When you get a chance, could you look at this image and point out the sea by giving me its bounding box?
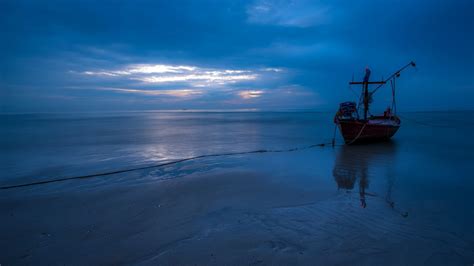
[1,111,341,186]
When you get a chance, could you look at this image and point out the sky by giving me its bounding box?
[1,0,473,112]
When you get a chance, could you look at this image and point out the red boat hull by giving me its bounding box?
[337,119,400,144]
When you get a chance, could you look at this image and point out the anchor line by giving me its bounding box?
[0,141,337,190]
[345,122,368,145]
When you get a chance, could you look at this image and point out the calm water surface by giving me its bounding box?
[1,111,335,184]
[1,111,473,193]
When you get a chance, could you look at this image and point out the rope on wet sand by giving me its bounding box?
[366,192,409,218]
[0,142,336,190]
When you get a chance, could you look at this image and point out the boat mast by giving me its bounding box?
[350,67,384,120]
[349,61,416,120]
[363,68,370,120]
[363,82,369,120]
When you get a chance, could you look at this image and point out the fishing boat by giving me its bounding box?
[335,61,416,144]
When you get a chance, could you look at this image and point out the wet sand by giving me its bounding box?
[1,145,473,265]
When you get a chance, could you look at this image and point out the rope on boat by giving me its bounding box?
[345,123,368,145]
[0,141,336,190]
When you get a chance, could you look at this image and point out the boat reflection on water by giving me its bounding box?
[332,142,397,208]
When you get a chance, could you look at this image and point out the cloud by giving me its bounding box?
[135,73,258,85]
[80,64,269,86]
[238,90,264,99]
[261,68,284,72]
[222,85,321,109]
[79,63,285,97]
[247,0,330,27]
[128,64,196,74]
[83,64,197,76]
[252,41,351,59]
[101,87,203,97]
[71,63,291,106]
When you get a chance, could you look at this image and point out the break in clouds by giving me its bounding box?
[79,64,283,99]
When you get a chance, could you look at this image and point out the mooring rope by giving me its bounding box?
[345,123,368,145]
[0,142,336,190]
[364,191,408,218]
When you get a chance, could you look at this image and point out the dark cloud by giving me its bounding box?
[1,0,473,112]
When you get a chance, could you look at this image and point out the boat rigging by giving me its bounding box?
[334,61,416,144]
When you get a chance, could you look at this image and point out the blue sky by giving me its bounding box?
[1,0,473,112]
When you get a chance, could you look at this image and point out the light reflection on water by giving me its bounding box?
[0,112,331,185]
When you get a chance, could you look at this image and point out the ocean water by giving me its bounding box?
[1,111,473,264]
[1,111,336,186]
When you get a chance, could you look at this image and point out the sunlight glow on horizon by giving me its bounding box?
[238,90,264,99]
[135,73,258,84]
[79,64,283,98]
